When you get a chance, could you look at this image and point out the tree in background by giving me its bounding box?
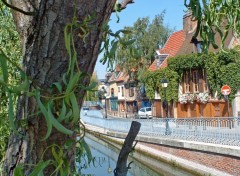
[84,72,98,102]
[115,12,173,81]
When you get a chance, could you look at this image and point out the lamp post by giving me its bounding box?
[161,78,170,135]
[101,87,107,118]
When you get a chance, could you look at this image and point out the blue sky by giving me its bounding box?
[95,0,186,79]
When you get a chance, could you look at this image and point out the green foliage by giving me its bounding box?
[0,1,22,161]
[144,49,240,102]
[167,53,207,75]
[185,0,240,51]
[14,143,78,176]
[0,1,103,174]
[84,72,99,102]
[204,49,240,100]
[167,49,240,101]
[99,22,135,71]
[115,12,173,81]
[143,68,179,102]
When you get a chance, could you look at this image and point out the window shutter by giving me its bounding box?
[199,69,204,92]
[190,70,193,93]
[182,75,185,93]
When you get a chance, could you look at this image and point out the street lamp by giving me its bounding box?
[161,78,170,135]
[101,87,107,118]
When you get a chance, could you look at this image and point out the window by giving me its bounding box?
[111,88,114,97]
[129,87,134,97]
[192,70,199,92]
[121,87,124,97]
[156,55,168,68]
[183,69,207,93]
[146,107,151,112]
[110,98,118,111]
[183,71,190,93]
[118,87,120,92]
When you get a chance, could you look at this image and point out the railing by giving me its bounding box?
[81,113,240,146]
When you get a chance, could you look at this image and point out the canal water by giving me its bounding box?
[76,133,196,176]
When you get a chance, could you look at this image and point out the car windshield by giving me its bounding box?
[146,107,151,111]
[83,107,89,110]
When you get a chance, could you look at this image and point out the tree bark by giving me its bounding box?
[5,0,116,175]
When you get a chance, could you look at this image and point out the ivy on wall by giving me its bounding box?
[142,68,179,102]
[204,49,240,100]
[143,48,240,102]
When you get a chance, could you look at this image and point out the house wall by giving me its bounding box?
[153,100,162,118]
[233,89,240,117]
[125,87,137,101]
[117,83,125,100]
[177,101,233,118]
[109,82,118,97]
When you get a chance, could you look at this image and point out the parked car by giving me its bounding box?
[138,107,152,119]
[82,107,89,115]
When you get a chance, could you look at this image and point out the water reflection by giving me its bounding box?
[76,133,195,176]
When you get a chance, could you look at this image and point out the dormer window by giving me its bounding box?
[156,54,168,68]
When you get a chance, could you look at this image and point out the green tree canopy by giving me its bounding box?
[115,12,173,81]
[84,72,98,101]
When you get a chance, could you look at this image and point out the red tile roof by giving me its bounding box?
[148,30,185,71]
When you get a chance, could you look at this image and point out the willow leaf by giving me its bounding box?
[65,110,73,121]
[81,139,92,164]
[53,82,62,93]
[70,93,79,123]
[14,165,24,176]
[48,104,73,135]
[64,24,72,57]
[57,100,67,122]
[65,72,80,94]
[29,160,51,176]
[79,81,97,91]
[36,91,52,140]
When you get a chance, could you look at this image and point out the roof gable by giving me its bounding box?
[149,30,185,71]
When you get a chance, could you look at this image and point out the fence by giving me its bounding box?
[81,112,240,146]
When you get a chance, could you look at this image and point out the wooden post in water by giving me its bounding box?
[114,121,141,176]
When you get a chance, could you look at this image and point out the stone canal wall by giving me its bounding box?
[82,122,240,176]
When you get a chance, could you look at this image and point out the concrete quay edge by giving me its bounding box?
[82,122,240,158]
[82,122,237,176]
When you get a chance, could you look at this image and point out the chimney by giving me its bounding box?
[183,12,197,33]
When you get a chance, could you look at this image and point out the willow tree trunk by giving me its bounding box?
[5,0,116,175]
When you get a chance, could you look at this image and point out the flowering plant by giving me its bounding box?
[197,92,209,104]
[178,94,188,104]
[179,93,197,104]
[187,93,196,104]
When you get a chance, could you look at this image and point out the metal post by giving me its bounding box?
[105,97,107,119]
[164,88,170,135]
[224,95,230,129]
